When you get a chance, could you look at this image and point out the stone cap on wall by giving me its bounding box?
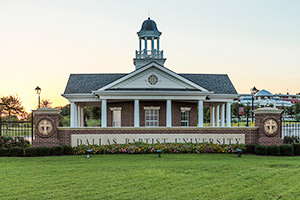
[253,107,283,114]
[32,108,61,115]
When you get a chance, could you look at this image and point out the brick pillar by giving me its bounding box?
[32,108,61,147]
[253,107,283,145]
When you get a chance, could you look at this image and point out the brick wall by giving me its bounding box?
[32,112,60,147]
[107,101,134,127]
[255,112,283,145]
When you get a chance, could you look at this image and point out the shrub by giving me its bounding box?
[268,145,280,156]
[255,145,268,155]
[292,143,300,156]
[0,136,30,148]
[37,146,51,156]
[51,146,64,156]
[283,136,300,144]
[25,147,38,157]
[245,144,257,154]
[280,144,294,156]
[63,145,73,155]
[0,147,8,156]
[9,147,24,157]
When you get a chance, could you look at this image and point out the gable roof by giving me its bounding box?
[63,73,237,95]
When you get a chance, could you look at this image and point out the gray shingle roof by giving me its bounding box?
[63,73,237,94]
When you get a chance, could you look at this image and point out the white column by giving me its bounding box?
[226,102,231,127]
[198,100,203,127]
[144,37,147,52]
[157,37,159,52]
[70,102,76,127]
[139,38,141,52]
[77,106,81,127]
[211,106,215,127]
[80,107,84,127]
[221,104,225,127]
[134,100,139,127]
[216,105,220,127]
[166,100,172,127]
[151,37,154,52]
[101,100,107,127]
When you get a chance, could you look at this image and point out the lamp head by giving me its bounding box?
[35,86,41,95]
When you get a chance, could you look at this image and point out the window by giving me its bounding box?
[110,107,121,127]
[144,106,160,127]
[181,107,191,127]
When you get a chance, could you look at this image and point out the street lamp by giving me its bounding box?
[250,86,258,124]
[35,86,41,109]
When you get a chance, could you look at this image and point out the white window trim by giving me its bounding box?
[144,106,160,110]
[180,107,191,112]
[109,107,122,111]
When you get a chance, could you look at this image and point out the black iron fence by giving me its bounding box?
[0,114,34,144]
[281,120,300,139]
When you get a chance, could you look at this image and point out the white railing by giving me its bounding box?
[135,50,163,59]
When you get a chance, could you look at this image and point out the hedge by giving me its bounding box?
[0,147,8,156]
[292,143,300,156]
[255,145,268,155]
[268,145,280,156]
[51,146,64,156]
[280,144,294,156]
[25,147,38,157]
[37,146,52,156]
[63,145,73,155]
[9,147,24,157]
[245,144,257,154]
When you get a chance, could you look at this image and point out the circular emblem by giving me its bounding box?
[148,74,158,85]
[263,118,278,136]
[37,119,53,136]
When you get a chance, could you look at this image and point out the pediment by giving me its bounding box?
[97,62,208,92]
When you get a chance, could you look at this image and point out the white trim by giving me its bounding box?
[97,62,209,92]
[144,106,161,110]
[109,107,122,111]
[180,107,191,112]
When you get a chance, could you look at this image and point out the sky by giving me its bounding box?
[1,0,300,112]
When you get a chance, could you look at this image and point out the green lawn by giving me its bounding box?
[1,154,299,200]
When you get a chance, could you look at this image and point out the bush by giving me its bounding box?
[268,145,280,156]
[255,145,268,155]
[63,145,73,155]
[283,136,300,144]
[9,147,24,157]
[245,144,257,154]
[25,147,38,157]
[292,143,300,155]
[280,144,294,156]
[37,146,51,156]
[0,136,30,148]
[0,147,8,156]
[51,146,64,156]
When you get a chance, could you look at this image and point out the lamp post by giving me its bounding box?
[250,86,258,124]
[35,86,41,109]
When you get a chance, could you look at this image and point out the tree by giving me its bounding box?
[294,102,300,115]
[0,95,26,120]
[231,102,239,117]
[40,98,53,108]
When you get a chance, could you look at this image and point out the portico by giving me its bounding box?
[63,17,237,129]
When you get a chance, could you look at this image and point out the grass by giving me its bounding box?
[0,154,299,200]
